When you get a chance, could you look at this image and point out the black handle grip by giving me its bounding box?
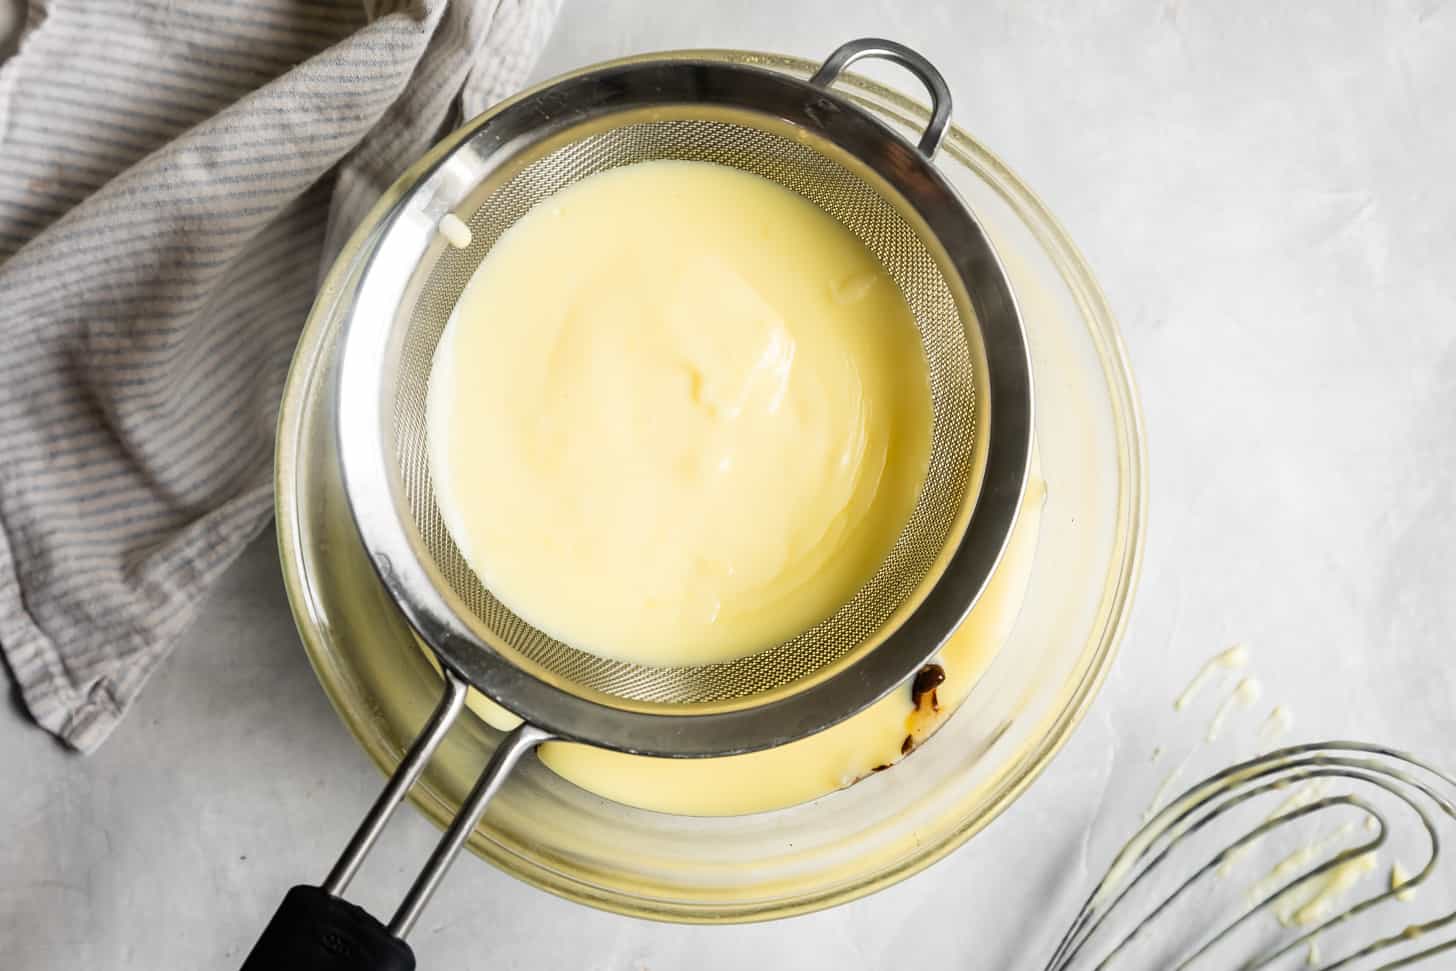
[241,885,415,971]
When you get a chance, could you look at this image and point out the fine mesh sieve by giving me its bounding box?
[244,39,1033,966]
[399,117,977,707]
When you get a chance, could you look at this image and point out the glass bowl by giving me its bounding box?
[274,50,1146,923]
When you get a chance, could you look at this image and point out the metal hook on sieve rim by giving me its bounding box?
[809,37,954,158]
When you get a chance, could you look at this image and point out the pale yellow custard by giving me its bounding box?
[455,464,1044,816]
[427,160,932,666]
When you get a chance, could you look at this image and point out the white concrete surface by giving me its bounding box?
[4,2,1455,968]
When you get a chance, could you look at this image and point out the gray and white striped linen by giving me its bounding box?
[0,0,560,751]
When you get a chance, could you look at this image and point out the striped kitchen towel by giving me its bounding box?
[0,0,560,751]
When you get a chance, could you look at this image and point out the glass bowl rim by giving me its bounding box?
[273,47,1147,923]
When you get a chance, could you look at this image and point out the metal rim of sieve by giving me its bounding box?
[336,41,1031,763]
[261,39,1036,949]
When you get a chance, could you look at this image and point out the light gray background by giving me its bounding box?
[4,2,1454,968]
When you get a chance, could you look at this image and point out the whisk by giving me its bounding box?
[1047,742,1456,970]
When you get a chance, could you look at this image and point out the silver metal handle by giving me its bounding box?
[322,671,469,898]
[809,37,953,158]
[387,720,551,936]
[318,668,554,940]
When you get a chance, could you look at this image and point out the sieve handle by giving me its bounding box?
[240,671,554,969]
[809,37,953,158]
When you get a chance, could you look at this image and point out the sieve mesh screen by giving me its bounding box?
[391,118,977,705]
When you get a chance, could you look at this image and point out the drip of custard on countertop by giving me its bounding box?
[427,160,932,666]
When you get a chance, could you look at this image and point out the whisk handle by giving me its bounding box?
[241,884,414,971]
